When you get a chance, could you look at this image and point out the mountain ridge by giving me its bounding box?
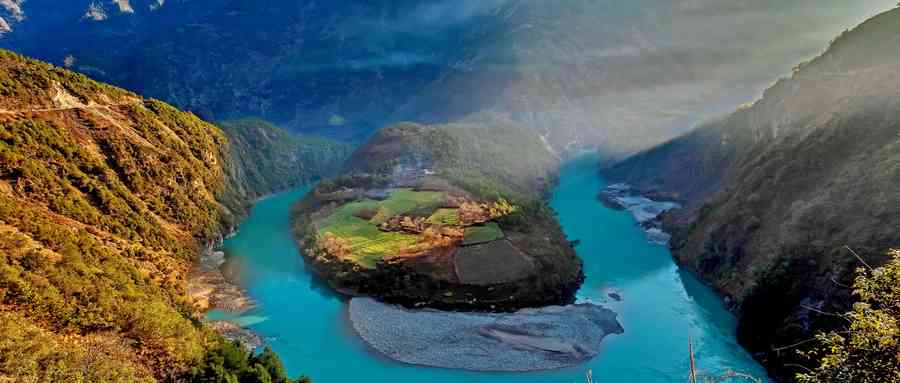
[604,7,900,379]
[0,49,342,382]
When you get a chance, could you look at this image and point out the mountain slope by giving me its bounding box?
[0,50,339,381]
[604,8,900,379]
[221,118,350,201]
[4,0,892,156]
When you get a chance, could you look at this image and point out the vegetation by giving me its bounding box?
[426,208,460,226]
[317,198,422,268]
[185,341,310,383]
[462,223,505,246]
[294,121,582,311]
[345,121,559,202]
[0,50,320,381]
[603,7,900,380]
[220,118,350,199]
[798,250,900,383]
[362,189,445,224]
[315,189,512,268]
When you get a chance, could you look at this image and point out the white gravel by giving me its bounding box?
[348,297,624,372]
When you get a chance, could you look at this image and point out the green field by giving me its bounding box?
[426,208,460,225]
[318,189,445,268]
[463,222,505,246]
[369,189,445,224]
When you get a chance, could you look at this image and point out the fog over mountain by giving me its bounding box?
[1,0,895,158]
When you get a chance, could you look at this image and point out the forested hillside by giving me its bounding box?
[0,50,338,382]
[605,8,900,380]
[221,118,350,201]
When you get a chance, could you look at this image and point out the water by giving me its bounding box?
[213,154,769,382]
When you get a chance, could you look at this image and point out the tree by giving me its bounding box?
[250,348,290,383]
[797,249,900,383]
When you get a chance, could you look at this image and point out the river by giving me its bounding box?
[209,153,769,382]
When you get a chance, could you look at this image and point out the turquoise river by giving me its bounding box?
[210,154,770,382]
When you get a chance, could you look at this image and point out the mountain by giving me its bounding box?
[292,120,583,311]
[0,50,342,381]
[220,118,350,200]
[604,7,900,379]
[0,1,225,52]
[2,0,893,156]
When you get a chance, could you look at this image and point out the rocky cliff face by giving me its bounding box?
[605,8,900,379]
[0,50,341,381]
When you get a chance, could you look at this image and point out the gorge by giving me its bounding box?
[0,2,898,382]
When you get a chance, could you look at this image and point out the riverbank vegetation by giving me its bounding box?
[798,249,900,382]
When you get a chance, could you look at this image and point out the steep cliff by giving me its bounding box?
[605,8,900,379]
[0,50,339,381]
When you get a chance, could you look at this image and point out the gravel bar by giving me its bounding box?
[348,297,624,371]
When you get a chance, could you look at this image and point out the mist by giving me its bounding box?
[390,0,898,159]
[3,0,893,160]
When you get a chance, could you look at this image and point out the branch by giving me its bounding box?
[845,245,873,271]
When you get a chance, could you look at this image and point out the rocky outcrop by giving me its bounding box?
[603,8,900,380]
[598,183,680,245]
[348,297,623,372]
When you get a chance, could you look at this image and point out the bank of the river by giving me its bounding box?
[209,154,770,382]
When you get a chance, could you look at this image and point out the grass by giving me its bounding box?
[318,189,511,268]
[319,201,419,268]
[463,222,505,246]
[318,189,445,268]
[369,189,444,224]
[426,208,460,225]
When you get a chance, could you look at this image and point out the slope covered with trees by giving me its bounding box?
[604,7,900,380]
[221,118,350,201]
[0,50,338,382]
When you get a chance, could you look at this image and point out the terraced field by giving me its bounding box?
[463,222,505,246]
[317,199,421,268]
[315,188,510,269]
[426,208,460,225]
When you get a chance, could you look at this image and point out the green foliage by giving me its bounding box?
[426,208,460,226]
[317,194,425,268]
[185,341,310,383]
[219,118,351,198]
[348,121,559,202]
[0,51,310,381]
[798,250,900,383]
[367,189,444,224]
[0,310,155,382]
[0,50,133,107]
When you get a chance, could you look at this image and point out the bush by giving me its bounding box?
[184,341,310,383]
[798,250,900,383]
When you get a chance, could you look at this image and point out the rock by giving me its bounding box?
[206,321,264,351]
[348,297,624,372]
[188,250,255,313]
[598,183,679,245]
